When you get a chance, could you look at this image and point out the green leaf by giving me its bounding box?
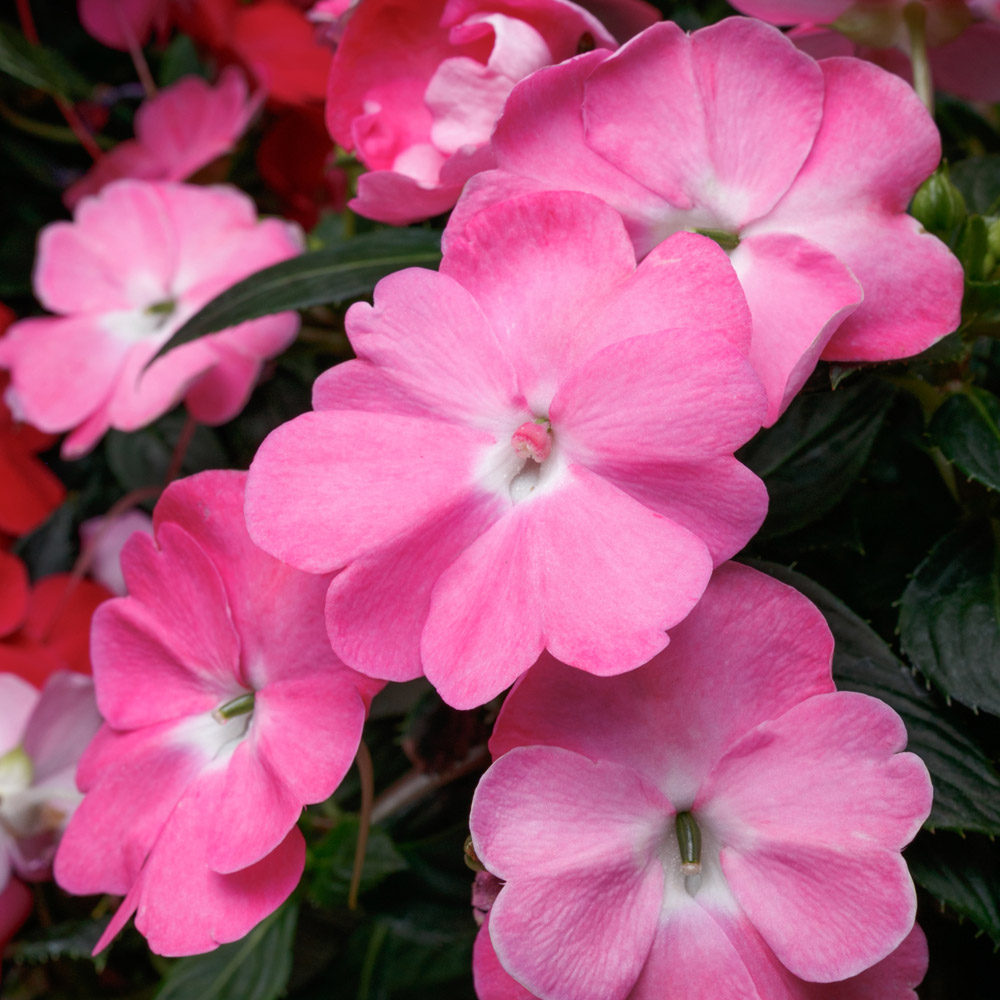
[307,813,408,908]
[0,22,88,98]
[908,832,1000,946]
[4,918,109,967]
[951,155,1000,215]
[155,903,297,1000]
[930,387,1000,491]
[752,560,1000,834]
[738,378,896,539]
[153,228,442,362]
[900,523,1000,717]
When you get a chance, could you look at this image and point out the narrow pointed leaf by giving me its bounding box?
[152,228,442,363]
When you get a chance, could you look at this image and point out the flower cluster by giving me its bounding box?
[0,0,976,996]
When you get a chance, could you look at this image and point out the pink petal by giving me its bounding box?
[576,230,754,355]
[440,191,641,399]
[326,493,503,682]
[245,410,491,573]
[180,344,262,426]
[584,19,823,228]
[726,1,851,20]
[471,745,668,1000]
[553,327,766,464]
[0,675,38,750]
[342,268,521,429]
[203,742,302,875]
[491,564,835,799]
[21,672,101,783]
[78,0,167,50]
[932,22,1000,102]
[704,693,930,980]
[350,168,469,225]
[473,920,536,1000]
[55,722,206,895]
[92,525,241,729]
[729,232,862,424]
[97,778,305,956]
[1,316,128,433]
[423,467,713,708]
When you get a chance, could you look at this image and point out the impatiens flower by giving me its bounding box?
[64,68,263,209]
[729,0,1000,101]
[324,0,618,224]
[245,190,768,710]
[0,180,303,458]
[1,671,102,887]
[450,17,964,424]
[79,510,154,596]
[78,0,170,50]
[55,471,382,956]
[0,552,110,688]
[469,563,933,1000]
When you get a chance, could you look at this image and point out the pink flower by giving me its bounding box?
[1,671,102,887]
[245,191,768,710]
[325,0,618,224]
[54,470,382,956]
[730,0,1000,101]
[469,563,933,999]
[64,68,264,210]
[80,510,154,596]
[0,180,303,458]
[450,17,964,425]
[78,0,170,50]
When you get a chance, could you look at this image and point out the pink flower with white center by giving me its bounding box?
[54,471,383,956]
[469,563,933,1000]
[730,0,1000,102]
[65,68,264,210]
[1,671,101,888]
[449,17,964,425]
[245,190,768,710]
[324,0,618,224]
[0,180,303,458]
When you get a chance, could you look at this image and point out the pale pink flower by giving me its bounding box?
[450,17,964,425]
[65,68,264,210]
[245,191,768,710]
[0,672,101,887]
[325,0,617,224]
[0,180,303,458]
[469,563,933,1000]
[80,510,154,596]
[55,471,382,956]
[730,0,1000,101]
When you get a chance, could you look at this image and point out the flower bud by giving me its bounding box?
[911,169,967,234]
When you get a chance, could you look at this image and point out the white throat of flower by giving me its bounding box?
[478,414,566,506]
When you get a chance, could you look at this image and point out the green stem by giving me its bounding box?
[348,739,374,911]
[904,2,934,113]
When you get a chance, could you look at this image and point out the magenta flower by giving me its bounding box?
[325,0,617,224]
[468,563,932,999]
[246,191,767,709]
[730,0,1000,102]
[450,17,963,424]
[78,0,169,50]
[65,68,264,209]
[1,671,101,887]
[54,471,382,956]
[0,180,302,458]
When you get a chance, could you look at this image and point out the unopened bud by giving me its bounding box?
[911,170,966,234]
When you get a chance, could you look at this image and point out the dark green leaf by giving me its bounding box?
[4,918,109,967]
[951,155,1000,215]
[909,832,1000,946]
[0,22,88,98]
[752,560,1000,834]
[738,378,896,539]
[153,228,442,362]
[307,813,408,908]
[963,278,1000,331]
[156,903,297,1000]
[900,523,1000,717]
[930,387,1000,491]
[158,34,208,86]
